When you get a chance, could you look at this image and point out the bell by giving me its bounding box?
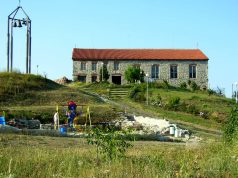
[22,18,27,25]
[22,20,27,25]
[18,20,22,28]
[13,21,17,27]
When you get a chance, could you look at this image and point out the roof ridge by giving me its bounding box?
[74,48,201,50]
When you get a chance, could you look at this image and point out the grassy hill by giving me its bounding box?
[0,73,236,131]
[0,72,60,91]
[76,82,236,131]
[0,73,120,124]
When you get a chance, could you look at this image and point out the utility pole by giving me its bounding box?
[146,73,149,105]
[101,62,104,82]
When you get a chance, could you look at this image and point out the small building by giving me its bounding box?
[72,48,208,88]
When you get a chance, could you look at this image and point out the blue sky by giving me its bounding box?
[0,0,238,97]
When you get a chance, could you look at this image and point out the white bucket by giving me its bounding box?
[175,128,181,138]
[169,126,175,135]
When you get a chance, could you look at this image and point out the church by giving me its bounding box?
[72,48,208,89]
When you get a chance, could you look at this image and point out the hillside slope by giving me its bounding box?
[0,72,60,99]
[0,73,119,124]
[76,82,236,131]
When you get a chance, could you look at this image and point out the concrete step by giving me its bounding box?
[109,88,129,99]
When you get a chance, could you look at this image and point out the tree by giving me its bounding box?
[100,65,110,82]
[125,66,145,83]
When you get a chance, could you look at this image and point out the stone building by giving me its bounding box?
[72,48,209,88]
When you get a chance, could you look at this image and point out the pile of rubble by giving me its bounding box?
[55,76,71,85]
[117,114,190,141]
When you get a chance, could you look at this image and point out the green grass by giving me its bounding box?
[0,73,123,124]
[0,72,60,96]
[0,134,238,177]
[0,73,235,132]
[148,88,235,124]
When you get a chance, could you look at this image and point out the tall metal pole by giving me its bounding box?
[26,18,29,73]
[7,18,10,72]
[101,62,104,82]
[146,73,149,105]
[29,21,32,74]
[236,83,238,104]
[232,84,234,99]
[10,21,13,72]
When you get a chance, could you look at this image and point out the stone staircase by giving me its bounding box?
[109,88,129,99]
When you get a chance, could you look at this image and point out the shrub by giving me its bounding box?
[186,104,199,115]
[207,89,217,96]
[87,128,133,161]
[166,97,180,110]
[150,93,163,106]
[188,80,191,86]
[224,107,238,143]
[162,80,170,89]
[190,81,199,91]
[134,92,146,102]
[179,82,187,89]
[129,85,146,99]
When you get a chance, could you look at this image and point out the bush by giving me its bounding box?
[129,85,146,99]
[207,89,217,96]
[134,92,146,102]
[180,82,187,89]
[186,104,199,115]
[166,97,180,110]
[224,107,238,143]
[87,128,133,161]
[190,81,200,91]
[150,93,163,106]
[162,80,170,89]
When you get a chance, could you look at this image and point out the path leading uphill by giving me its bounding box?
[79,89,222,137]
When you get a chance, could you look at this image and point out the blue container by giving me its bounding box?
[60,127,67,133]
[0,116,6,125]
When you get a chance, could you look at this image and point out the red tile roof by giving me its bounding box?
[72,48,209,61]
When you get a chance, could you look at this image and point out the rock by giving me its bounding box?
[55,76,72,85]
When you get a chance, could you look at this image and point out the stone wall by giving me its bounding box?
[73,60,208,88]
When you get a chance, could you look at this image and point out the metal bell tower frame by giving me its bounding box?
[7,3,32,73]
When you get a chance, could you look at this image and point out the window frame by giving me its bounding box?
[189,64,197,79]
[151,64,159,79]
[114,61,119,71]
[170,65,178,79]
[92,62,97,71]
[80,62,86,71]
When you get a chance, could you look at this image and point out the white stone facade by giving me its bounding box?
[73,60,208,89]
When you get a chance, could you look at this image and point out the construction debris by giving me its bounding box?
[118,114,190,141]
